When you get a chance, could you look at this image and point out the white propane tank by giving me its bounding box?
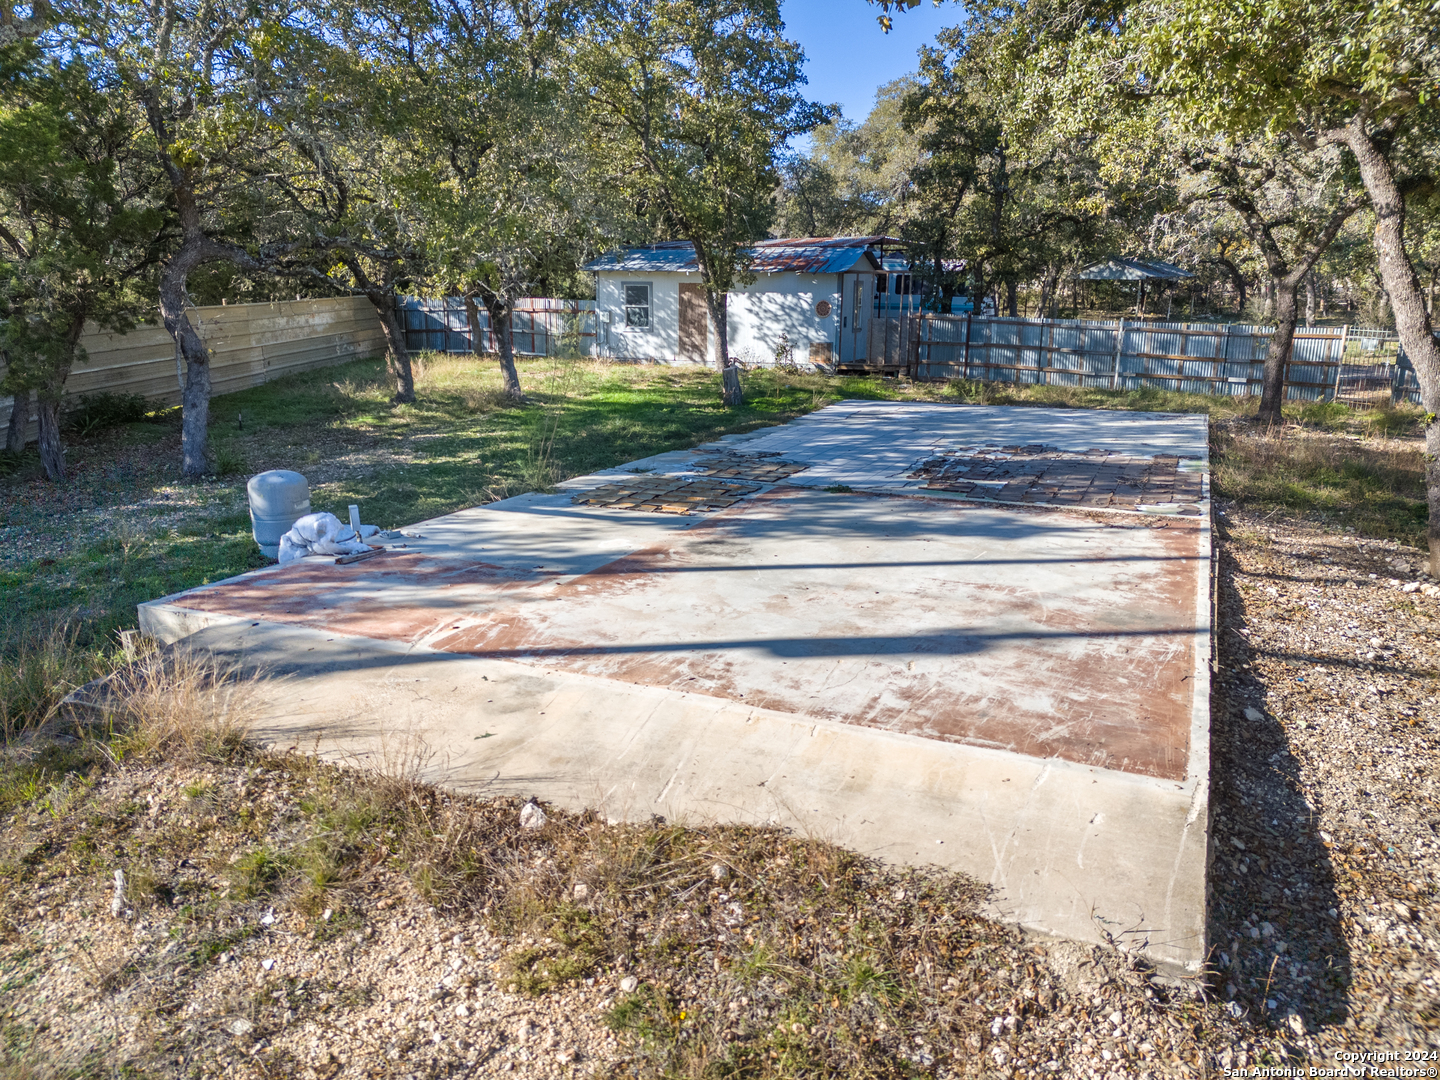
[247,470,311,560]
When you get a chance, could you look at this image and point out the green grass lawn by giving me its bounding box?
[0,353,1427,735]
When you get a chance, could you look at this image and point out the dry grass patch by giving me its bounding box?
[1212,421,1427,544]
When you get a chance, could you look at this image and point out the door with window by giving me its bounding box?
[838,273,874,364]
[678,283,708,363]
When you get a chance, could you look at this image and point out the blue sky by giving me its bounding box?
[780,0,964,125]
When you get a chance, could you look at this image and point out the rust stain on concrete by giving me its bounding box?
[165,496,1203,780]
[176,551,557,643]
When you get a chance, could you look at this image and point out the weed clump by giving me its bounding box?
[98,650,258,763]
[64,391,151,435]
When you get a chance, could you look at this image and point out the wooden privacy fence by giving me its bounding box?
[400,297,596,357]
[908,314,1426,406]
[0,296,387,440]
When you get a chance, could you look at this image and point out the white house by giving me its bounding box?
[584,236,916,368]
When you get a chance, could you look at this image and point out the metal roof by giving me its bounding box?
[1076,257,1193,281]
[880,255,966,273]
[584,236,906,276]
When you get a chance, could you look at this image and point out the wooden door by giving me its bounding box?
[678,283,708,363]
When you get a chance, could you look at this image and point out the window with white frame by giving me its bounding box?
[622,283,651,328]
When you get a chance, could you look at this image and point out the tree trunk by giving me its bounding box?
[34,317,82,481]
[480,292,524,400]
[704,288,742,406]
[369,290,415,403]
[35,394,65,481]
[1217,259,1247,315]
[158,242,216,478]
[464,294,483,358]
[5,387,30,454]
[1305,273,1316,327]
[1005,280,1018,318]
[1257,276,1300,425]
[1337,116,1440,575]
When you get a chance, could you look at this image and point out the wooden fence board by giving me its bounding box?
[1,296,385,442]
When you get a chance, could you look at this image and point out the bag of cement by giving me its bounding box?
[277,512,372,565]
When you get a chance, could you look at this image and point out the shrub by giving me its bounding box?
[64,392,151,435]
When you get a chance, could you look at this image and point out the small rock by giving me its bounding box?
[1260,921,1275,938]
[1287,1011,1307,1036]
[1225,1001,1244,1019]
[110,870,126,918]
[515,1020,534,1042]
[261,958,275,971]
[455,1003,469,1018]
[1108,1011,1122,1026]
[1265,998,1278,1011]
[711,863,730,882]
[1396,902,1416,922]
[619,975,639,993]
[1402,582,1421,593]
[573,883,589,901]
[1231,838,1246,850]
[556,1050,575,1065]
[260,909,275,926]
[989,1017,1004,1037]
[228,1018,254,1036]
[1244,707,1264,722]
[1248,926,1261,940]
[519,801,547,830]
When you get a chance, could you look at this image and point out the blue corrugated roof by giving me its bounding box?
[584,236,904,275]
[1077,257,1193,281]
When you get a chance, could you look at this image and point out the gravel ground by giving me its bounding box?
[0,761,1277,1080]
[1207,502,1440,1059]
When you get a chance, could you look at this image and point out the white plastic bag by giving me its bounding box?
[277,512,372,565]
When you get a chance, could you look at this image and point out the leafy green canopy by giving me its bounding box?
[581,0,829,298]
[0,39,164,402]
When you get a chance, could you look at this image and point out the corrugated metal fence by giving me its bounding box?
[1,296,387,440]
[910,315,1426,406]
[400,297,596,357]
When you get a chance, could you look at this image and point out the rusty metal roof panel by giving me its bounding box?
[583,236,906,275]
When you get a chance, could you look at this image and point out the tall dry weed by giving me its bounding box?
[0,619,110,741]
[103,649,259,763]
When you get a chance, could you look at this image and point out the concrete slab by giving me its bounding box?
[140,402,1212,971]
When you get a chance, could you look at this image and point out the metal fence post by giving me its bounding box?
[1110,318,1125,389]
[962,313,973,380]
[1331,325,1349,402]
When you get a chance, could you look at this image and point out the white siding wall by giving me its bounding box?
[594,270,843,364]
[729,272,841,365]
[595,272,686,361]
